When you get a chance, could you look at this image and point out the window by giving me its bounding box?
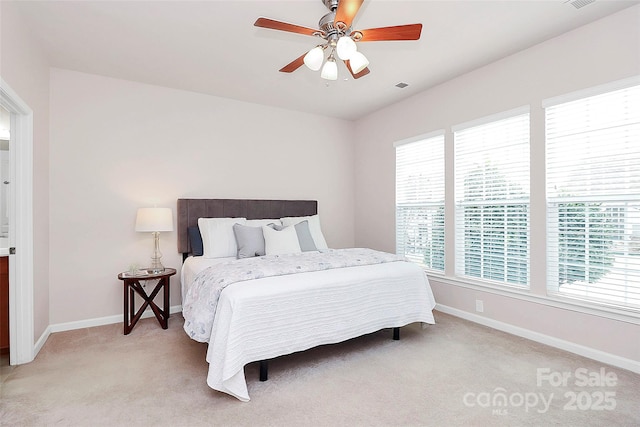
[546,82,640,311]
[454,109,530,287]
[395,133,445,271]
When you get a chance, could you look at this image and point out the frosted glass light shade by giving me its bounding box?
[303,46,324,71]
[336,36,357,60]
[135,208,173,232]
[320,58,338,80]
[349,51,369,74]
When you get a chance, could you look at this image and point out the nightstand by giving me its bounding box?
[117,268,176,335]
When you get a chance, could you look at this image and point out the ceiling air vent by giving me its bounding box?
[566,0,595,9]
[395,82,409,89]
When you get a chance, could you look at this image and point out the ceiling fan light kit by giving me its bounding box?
[336,35,357,60]
[349,51,369,74]
[254,0,422,81]
[304,46,325,71]
[320,54,339,80]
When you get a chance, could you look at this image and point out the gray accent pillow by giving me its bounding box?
[233,223,266,259]
[268,220,317,252]
[294,220,317,252]
[188,226,203,256]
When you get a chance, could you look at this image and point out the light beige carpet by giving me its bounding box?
[1,311,638,426]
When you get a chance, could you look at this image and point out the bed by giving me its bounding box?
[177,198,436,401]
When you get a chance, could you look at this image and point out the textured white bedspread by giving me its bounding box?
[183,249,408,343]
[189,256,436,401]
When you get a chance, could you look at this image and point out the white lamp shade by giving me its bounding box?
[336,36,357,60]
[349,51,369,74]
[320,58,338,80]
[135,207,173,232]
[303,46,324,71]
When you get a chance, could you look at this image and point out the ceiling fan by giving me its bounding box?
[254,0,422,81]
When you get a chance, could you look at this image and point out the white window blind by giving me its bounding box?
[546,83,640,311]
[395,133,445,271]
[454,110,530,287]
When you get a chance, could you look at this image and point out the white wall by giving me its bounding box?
[0,1,51,343]
[49,69,355,324]
[354,6,640,363]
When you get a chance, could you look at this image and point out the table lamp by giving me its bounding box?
[135,207,173,273]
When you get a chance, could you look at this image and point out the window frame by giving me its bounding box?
[452,107,531,289]
[394,130,446,272]
[544,78,640,312]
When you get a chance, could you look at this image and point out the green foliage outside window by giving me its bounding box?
[556,201,616,285]
[423,206,445,270]
[461,162,615,286]
[462,163,528,285]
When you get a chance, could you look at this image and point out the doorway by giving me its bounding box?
[0,104,9,372]
[0,78,35,367]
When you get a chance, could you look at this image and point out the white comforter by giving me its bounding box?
[181,250,436,401]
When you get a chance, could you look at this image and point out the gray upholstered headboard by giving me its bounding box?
[177,199,318,255]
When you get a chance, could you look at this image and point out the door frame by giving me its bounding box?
[0,78,35,365]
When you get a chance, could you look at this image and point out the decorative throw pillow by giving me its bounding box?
[198,217,247,258]
[292,220,317,251]
[262,225,302,255]
[187,226,203,256]
[233,223,267,259]
[280,214,328,249]
[267,221,317,252]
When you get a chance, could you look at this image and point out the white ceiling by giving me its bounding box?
[12,0,640,121]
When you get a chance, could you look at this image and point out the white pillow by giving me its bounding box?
[262,225,302,255]
[280,214,328,249]
[246,218,282,227]
[198,217,246,258]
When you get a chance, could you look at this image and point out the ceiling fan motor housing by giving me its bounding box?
[322,0,340,12]
[319,12,340,40]
[321,0,349,43]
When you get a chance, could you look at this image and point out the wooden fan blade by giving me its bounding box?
[254,17,322,37]
[334,0,364,29]
[357,23,422,42]
[345,60,370,79]
[279,53,307,73]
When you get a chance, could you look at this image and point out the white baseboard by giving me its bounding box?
[435,304,640,374]
[26,305,183,363]
[47,305,182,334]
[34,325,51,358]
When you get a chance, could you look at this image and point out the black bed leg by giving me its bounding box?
[393,327,400,340]
[259,360,268,382]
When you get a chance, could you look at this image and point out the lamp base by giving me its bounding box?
[148,257,165,274]
[148,231,165,274]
